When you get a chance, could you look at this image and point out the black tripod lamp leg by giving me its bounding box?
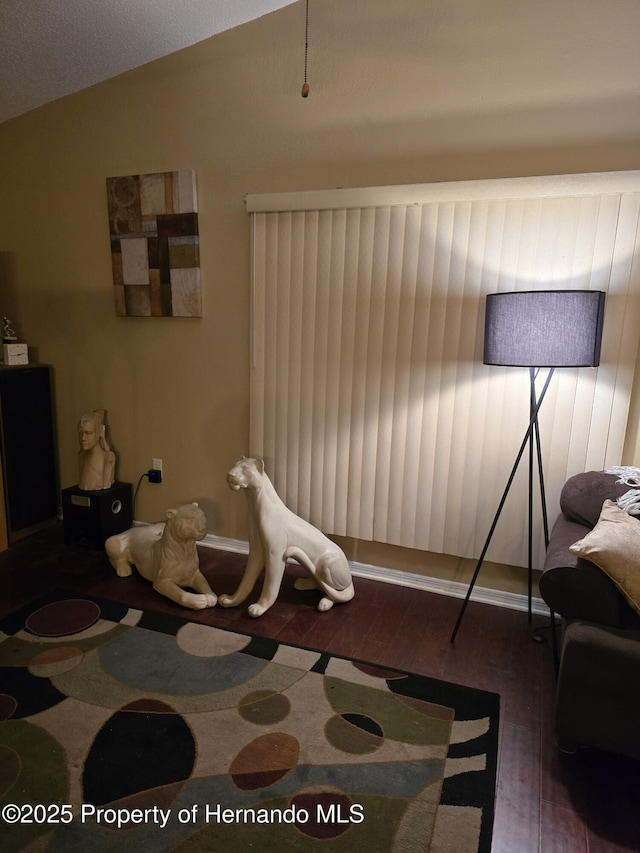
[450,368,555,643]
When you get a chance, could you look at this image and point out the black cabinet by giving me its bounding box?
[0,364,58,546]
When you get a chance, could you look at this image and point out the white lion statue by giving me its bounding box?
[105,503,217,610]
[221,457,355,617]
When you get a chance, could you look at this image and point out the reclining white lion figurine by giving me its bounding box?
[105,503,217,610]
[221,457,355,617]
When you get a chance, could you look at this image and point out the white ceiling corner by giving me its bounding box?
[0,0,298,124]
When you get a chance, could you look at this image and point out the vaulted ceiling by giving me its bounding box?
[0,0,298,124]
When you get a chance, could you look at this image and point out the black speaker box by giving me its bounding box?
[62,482,133,548]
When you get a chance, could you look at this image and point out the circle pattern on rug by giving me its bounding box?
[325,713,384,754]
[291,790,355,839]
[238,690,291,725]
[0,743,20,797]
[29,647,83,677]
[176,622,251,657]
[25,600,101,638]
[0,694,17,721]
[83,700,195,806]
[99,628,266,694]
[230,732,299,790]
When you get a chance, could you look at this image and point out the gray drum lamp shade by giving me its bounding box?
[483,290,606,368]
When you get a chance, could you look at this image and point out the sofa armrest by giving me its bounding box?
[540,514,639,628]
[555,619,640,758]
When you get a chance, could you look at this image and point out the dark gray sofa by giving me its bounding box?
[539,470,640,759]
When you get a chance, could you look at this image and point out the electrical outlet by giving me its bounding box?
[148,458,163,484]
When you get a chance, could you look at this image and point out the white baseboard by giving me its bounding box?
[199,532,549,617]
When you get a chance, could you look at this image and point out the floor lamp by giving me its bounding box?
[450,289,606,644]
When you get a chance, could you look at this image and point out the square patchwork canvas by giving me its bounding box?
[106,171,201,317]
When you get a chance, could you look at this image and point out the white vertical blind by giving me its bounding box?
[247,172,640,568]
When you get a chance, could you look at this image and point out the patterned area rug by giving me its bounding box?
[0,591,499,852]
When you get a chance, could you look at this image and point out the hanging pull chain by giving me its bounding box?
[301,0,310,97]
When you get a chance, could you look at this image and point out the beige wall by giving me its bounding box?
[0,0,639,593]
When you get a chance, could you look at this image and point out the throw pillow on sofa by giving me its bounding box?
[570,500,640,614]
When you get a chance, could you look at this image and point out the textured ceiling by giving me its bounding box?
[0,0,298,124]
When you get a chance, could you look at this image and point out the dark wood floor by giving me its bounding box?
[1,525,639,852]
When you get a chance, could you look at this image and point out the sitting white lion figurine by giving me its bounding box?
[105,503,217,610]
[221,457,355,617]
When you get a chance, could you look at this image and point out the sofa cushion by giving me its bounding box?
[569,500,640,614]
[560,470,630,528]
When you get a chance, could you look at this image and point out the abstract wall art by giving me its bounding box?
[106,171,201,317]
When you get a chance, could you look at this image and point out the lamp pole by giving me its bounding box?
[449,367,555,643]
